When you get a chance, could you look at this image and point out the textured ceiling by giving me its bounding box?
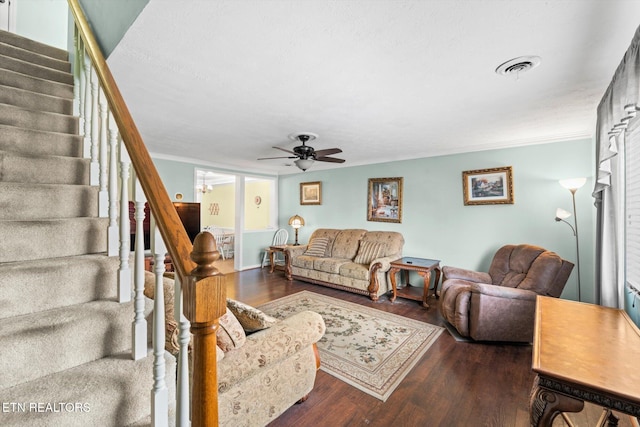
[108,0,640,175]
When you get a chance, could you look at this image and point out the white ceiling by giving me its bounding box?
[108,0,640,175]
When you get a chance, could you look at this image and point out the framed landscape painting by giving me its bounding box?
[367,177,403,223]
[300,181,321,205]
[462,166,514,205]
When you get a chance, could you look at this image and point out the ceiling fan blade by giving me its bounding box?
[314,148,342,156]
[272,146,296,155]
[257,156,297,160]
[316,156,345,163]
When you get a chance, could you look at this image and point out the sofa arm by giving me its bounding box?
[218,310,325,392]
[369,255,399,273]
[285,245,308,258]
[469,283,538,301]
[442,266,491,284]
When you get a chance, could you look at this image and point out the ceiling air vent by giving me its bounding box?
[495,56,541,77]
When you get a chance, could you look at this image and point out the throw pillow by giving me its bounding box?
[227,298,278,333]
[353,240,385,264]
[304,237,330,257]
[217,308,247,352]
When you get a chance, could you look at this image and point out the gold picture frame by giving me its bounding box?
[462,166,514,205]
[367,177,403,223]
[300,181,322,205]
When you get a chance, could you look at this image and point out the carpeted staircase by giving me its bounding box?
[0,30,175,426]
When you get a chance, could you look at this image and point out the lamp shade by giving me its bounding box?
[555,208,571,221]
[288,215,305,229]
[559,178,587,191]
[294,159,314,171]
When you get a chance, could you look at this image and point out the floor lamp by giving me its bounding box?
[555,178,586,301]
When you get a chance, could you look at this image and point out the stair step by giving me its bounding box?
[0,52,73,85]
[0,217,108,263]
[0,124,83,158]
[0,40,70,73]
[0,103,78,134]
[0,83,73,115]
[0,29,68,62]
[0,350,176,427]
[0,299,148,389]
[0,68,73,98]
[0,255,120,319]
[0,150,89,185]
[0,182,98,220]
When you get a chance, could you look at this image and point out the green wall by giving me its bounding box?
[78,0,149,57]
[16,0,69,49]
[279,138,595,303]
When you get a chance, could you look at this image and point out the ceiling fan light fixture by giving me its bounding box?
[295,158,314,171]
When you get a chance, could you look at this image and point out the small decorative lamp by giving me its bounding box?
[555,177,587,301]
[288,214,305,246]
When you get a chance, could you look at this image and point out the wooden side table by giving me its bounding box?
[388,257,441,308]
[530,296,640,426]
[268,245,290,273]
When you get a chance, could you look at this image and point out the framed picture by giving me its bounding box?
[462,166,514,205]
[367,177,403,223]
[300,181,322,205]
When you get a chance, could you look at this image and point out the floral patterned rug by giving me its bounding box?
[259,291,444,401]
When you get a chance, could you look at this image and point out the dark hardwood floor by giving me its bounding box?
[224,268,633,427]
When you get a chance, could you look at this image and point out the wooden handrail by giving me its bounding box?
[67,0,195,281]
[67,1,223,425]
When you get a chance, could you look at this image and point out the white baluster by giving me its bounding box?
[72,26,81,120]
[98,88,109,217]
[151,216,168,427]
[118,139,131,303]
[90,67,100,185]
[107,111,119,253]
[174,274,191,427]
[132,172,147,360]
[82,53,92,158]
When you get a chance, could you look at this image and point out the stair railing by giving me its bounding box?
[67,1,225,426]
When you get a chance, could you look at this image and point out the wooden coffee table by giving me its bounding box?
[388,257,441,308]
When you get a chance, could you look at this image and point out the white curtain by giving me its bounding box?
[593,25,640,308]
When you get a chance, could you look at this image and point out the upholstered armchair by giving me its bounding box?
[439,244,574,342]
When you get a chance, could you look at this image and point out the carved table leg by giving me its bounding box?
[389,267,400,302]
[416,270,432,308]
[530,376,584,427]
[268,250,276,273]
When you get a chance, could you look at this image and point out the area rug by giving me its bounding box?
[259,291,444,401]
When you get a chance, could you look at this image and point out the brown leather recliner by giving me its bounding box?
[439,244,574,343]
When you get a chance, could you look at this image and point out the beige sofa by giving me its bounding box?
[285,228,404,301]
[144,272,326,426]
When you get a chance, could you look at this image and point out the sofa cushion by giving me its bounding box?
[353,240,385,264]
[339,262,369,281]
[314,257,351,274]
[330,229,367,259]
[304,237,330,257]
[218,308,247,352]
[227,299,278,333]
[292,255,316,269]
[360,231,404,257]
[308,229,342,256]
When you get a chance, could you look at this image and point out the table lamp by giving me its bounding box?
[288,214,305,246]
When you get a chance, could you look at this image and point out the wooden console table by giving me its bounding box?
[388,257,441,308]
[530,296,640,426]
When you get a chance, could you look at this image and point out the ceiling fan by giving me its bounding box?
[258,132,345,171]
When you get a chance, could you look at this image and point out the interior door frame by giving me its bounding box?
[0,0,17,33]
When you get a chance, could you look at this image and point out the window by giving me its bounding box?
[626,120,640,294]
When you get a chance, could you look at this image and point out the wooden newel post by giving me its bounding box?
[184,231,225,427]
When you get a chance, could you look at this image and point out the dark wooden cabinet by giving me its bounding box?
[129,202,201,251]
